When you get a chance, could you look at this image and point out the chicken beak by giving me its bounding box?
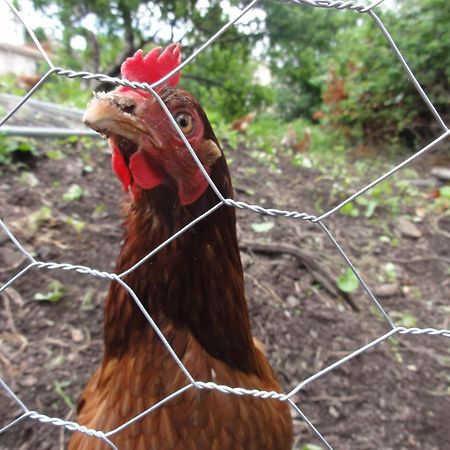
[83,91,163,149]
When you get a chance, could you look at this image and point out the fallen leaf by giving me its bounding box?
[251,221,275,233]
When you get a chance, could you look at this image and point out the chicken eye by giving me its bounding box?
[175,113,194,134]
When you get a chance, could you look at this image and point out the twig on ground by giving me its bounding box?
[240,239,359,311]
[431,212,450,240]
[245,273,285,305]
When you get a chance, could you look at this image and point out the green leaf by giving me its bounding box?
[383,262,397,282]
[300,445,324,450]
[364,200,378,218]
[29,206,53,231]
[245,167,258,175]
[63,184,84,202]
[339,202,359,217]
[392,311,417,328]
[356,197,378,218]
[16,141,35,153]
[46,149,65,160]
[337,268,360,293]
[94,204,106,214]
[34,280,64,303]
[292,154,313,168]
[66,217,86,233]
[244,188,256,196]
[54,380,74,408]
[251,221,275,233]
[440,186,450,200]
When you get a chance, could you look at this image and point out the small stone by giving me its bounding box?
[328,405,340,418]
[431,166,450,182]
[286,295,300,308]
[19,375,38,387]
[374,283,399,298]
[70,328,84,343]
[395,218,422,239]
[409,177,439,188]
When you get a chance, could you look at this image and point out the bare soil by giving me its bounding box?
[0,135,449,450]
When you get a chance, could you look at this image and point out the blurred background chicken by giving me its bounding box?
[231,111,256,134]
[69,44,293,450]
[281,125,311,153]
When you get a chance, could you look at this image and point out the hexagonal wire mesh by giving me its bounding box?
[0,0,449,449]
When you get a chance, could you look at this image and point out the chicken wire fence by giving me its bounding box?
[0,0,449,449]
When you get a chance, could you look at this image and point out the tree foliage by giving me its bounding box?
[262,2,358,120]
[263,0,450,146]
[27,0,449,144]
[324,0,450,145]
[28,0,269,120]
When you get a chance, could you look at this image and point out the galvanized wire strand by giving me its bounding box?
[2,0,55,69]
[288,399,334,450]
[0,218,35,263]
[194,382,288,400]
[0,263,37,293]
[105,385,194,437]
[143,83,227,202]
[0,259,117,294]
[150,0,261,90]
[0,378,28,413]
[0,68,57,127]
[224,199,318,221]
[287,326,450,400]
[278,0,386,13]
[0,381,107,447]
[111,274,197,385]
[318,222,396,328]
[316,129,450,221]
[28,413,118,450]
[288,327,400,398]
[397,327,450,339]
[0,413,30,435]
[118,201,224,278]
[369,10,448,133]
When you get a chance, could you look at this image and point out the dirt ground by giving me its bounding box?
[0,133,449,450]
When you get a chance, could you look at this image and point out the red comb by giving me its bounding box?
[120,43,181,89]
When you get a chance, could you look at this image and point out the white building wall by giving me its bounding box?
[0,45,39,76]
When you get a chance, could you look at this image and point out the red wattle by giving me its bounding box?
[178,168,210,206]
[112,145,131,192]
[129,149,165,190]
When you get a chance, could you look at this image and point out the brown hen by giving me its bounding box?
[69,44,293,450]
